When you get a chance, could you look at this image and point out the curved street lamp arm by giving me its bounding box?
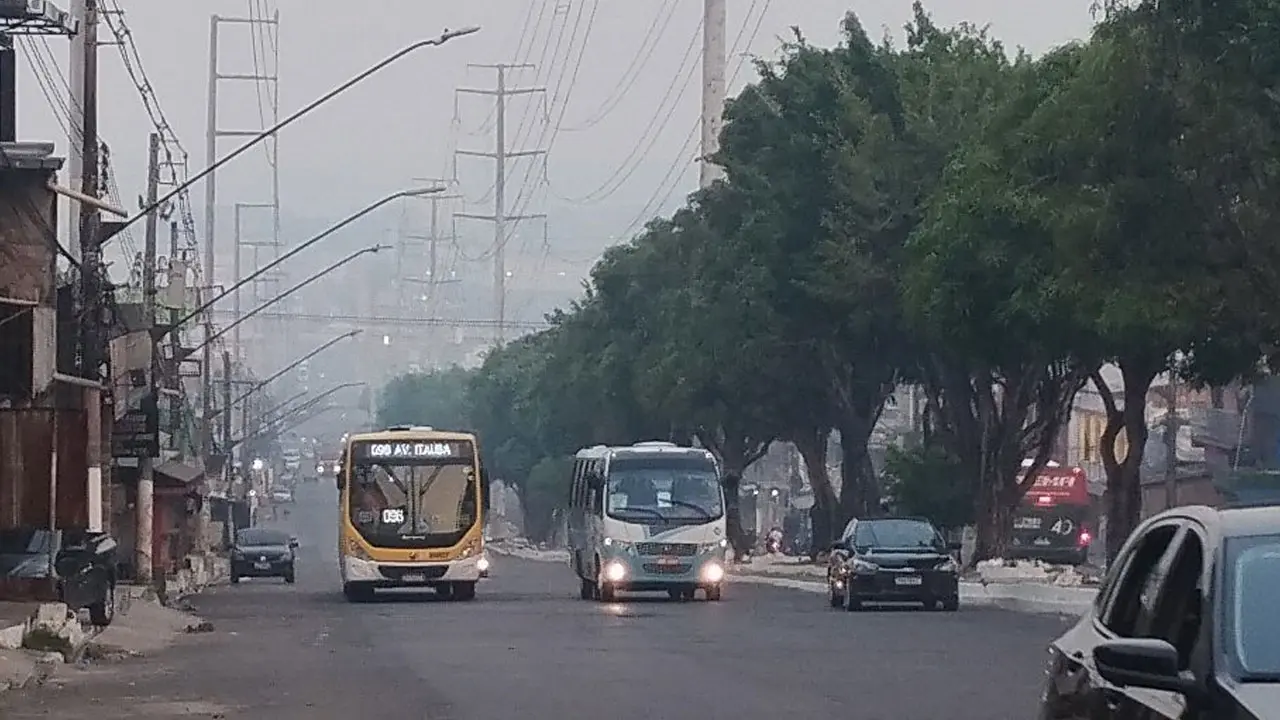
[189,246,386,357]
[123,26,481,238]
[228,329,361,409]
[166,189,438,334]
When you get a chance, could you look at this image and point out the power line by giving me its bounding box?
[560,0,680,132]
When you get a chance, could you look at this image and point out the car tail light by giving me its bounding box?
[1078,529,1091,547]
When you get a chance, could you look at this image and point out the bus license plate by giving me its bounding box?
[401,573,426,583]
[657,556,678,565]
[254,562,270,570]
[895,576,923,586]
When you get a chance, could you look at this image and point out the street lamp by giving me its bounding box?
[212,329,362,417]
[157,188,442,341]
[114,26,481,238]
[188,245,389,357]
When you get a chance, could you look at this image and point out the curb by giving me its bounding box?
[489,545,1099,616]
[729,572,1096,616]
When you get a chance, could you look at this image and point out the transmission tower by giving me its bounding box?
[205,11,282,373]
[455,63,546,345]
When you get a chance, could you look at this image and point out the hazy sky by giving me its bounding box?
[16,0,1095,264]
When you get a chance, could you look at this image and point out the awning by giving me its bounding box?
[155,460,204,488]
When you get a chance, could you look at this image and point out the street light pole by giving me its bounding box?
[257,382,366,436]
[157,188,442,341]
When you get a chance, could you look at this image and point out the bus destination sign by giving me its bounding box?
[354,440,472,461]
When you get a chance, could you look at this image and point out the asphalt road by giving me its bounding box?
[0,484,1070,719]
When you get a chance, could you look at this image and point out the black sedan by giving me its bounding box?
[826,517,961,611]
[1039,503,1280,720]
[230,528,298,584]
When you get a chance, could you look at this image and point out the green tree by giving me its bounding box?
[375,366,473,430]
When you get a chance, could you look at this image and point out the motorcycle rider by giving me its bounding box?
[766,526,784,554]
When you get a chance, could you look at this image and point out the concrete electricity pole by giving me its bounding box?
[74,0,107,532]
[699,0,727,188]
[455,64,546,345]
[137,133,160,585]
[68,0,87,262]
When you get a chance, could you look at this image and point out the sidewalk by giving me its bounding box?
[0,554,227,698]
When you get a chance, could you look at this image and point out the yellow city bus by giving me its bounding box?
[337,426,489,602]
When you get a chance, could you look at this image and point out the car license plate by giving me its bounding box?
[894,576,923,586]
[401,573,426,583]
[657,556,678,565]
[253,562,270,570]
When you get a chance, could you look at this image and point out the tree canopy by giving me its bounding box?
[376,1,1280,559]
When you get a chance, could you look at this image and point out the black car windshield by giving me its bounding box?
[606,455,723,523]
[236,529,289,546]
[854,519,942,550]
[1223,533,1280,680]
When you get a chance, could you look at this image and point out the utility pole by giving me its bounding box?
[68,0,87,262]
[137,133,160,586]
[167,220,181,440]
[455,64,545,345]
[699,0,726,188]
[222,351,233,456]
[0,34,14,141]
[75,0,106,534]
[1162,378,1182,511]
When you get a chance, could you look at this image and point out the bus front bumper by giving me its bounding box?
[598,553,726,592]
[343,553,489,586]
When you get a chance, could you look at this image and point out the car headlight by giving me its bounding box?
[851,558,879,574]
[701,561,725,583]
[702,539,728,553]
[935,556,959,573]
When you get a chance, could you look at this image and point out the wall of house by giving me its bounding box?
[0,170,57,305]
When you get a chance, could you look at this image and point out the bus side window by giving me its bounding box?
[570,460,584,508]
[588,461,604,515]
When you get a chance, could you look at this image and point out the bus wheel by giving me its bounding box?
[598,582,617,602]
[343,583,373,603]
[453,582,477,601]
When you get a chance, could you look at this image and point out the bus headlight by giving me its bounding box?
[476,556,490,572]
[701,562,725,583]
[603,537,635,554]
[604,561,627,582]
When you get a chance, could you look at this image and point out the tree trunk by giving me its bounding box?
[1094,362,1159,564]
[697,428,770,560]
[794,427,837,557]
[835,413,884,525]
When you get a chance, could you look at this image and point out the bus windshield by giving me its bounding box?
[346,440,479,548]
[605,455,723,524]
